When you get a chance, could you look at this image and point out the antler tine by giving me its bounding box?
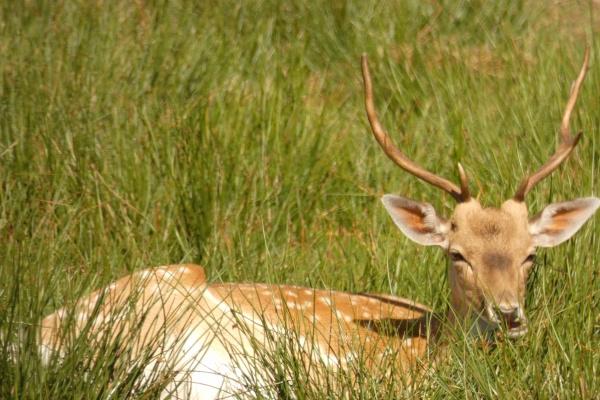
[361,54,467,202]
[561,47,590,141]
[457,163,470,200]
[514,48,590,201]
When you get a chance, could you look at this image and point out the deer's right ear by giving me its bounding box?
[381,195,450,247]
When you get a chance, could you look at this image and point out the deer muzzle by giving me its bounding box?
[486,303,528,338]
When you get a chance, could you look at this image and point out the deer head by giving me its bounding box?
[362,50,599,339]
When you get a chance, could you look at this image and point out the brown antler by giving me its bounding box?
[514,48,590,201]
[361,54,469,202]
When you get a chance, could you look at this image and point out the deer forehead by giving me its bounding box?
[450,200,531,261]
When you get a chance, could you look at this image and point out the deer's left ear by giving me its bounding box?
[529,197,600,247]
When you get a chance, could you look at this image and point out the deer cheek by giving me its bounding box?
[453,269,476,298]
[453,263,474,281]
[462,287,481,310]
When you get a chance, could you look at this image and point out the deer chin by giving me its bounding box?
[506,324,528,338]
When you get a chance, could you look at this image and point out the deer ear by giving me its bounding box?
[381,194,450,247]
[529,197,600,248]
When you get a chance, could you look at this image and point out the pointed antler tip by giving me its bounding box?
[360,53,464,202]
[516,48,589,201]
[361,54,369,70]
[457,163,470,201]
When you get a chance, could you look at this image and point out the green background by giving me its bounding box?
[1,1,598,398]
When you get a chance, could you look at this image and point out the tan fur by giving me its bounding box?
[39,264,435,398]
[446,200,532,324]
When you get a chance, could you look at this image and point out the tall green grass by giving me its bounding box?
[0,0,598,398]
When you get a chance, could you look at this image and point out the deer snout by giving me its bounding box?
[496,304,528,337]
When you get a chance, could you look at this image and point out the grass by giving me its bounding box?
[0,0,599,398]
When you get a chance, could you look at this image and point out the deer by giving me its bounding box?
[36,50,598,399]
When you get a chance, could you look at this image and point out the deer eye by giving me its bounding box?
[523,253,536,264]
[449,250,467,263]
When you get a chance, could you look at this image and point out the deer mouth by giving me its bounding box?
[483,303,528,339]
[501,311,528,338]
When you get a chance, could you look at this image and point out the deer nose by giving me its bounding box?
[497,305,522,327]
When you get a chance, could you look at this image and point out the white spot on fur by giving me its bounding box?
[298,336,306,348]
[335,310,352,323]
[162,270,176,280]
[303,289,313,295]
[379,347,394,359]
[404,338,413,347]
[139,270,153,279]
[361,311,372,319]
[324,352,339,367]
[320,297,332,306]
[285,291,298,298]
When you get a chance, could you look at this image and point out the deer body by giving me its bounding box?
[38,50,599,398]
[40,264,433,399]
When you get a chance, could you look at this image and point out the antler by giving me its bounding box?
[361,55,469,202]
[514,48,590,201]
